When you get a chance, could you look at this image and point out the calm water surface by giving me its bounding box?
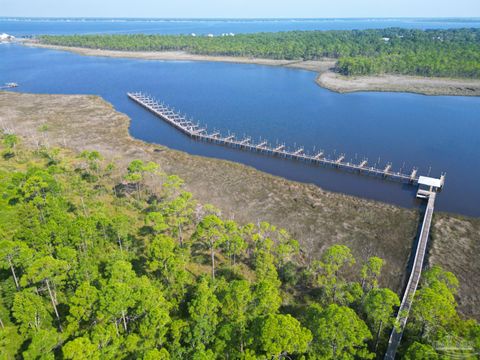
[1,20,479,216]
[2,17,480,36]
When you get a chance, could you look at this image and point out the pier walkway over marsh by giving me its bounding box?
[385,177,444,359]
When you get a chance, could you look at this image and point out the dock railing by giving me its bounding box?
[384,191,437,359]
[128,91,421,184]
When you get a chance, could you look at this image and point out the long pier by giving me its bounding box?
[384,187,438,359]
[128,92,421,184]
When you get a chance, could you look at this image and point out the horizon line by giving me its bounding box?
[2,16,480,20]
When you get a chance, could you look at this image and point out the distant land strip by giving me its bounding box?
[26,28,480,95]
[24,42,480,97]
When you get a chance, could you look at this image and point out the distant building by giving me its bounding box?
[191,33,196,37]
[382,37,390,42]
[0,33,15,42]
[207,34,214,38]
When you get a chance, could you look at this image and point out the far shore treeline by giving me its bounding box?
[39,28,480,78]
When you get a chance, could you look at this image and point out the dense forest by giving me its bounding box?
[39,28,480,78]
[0,132,479,359]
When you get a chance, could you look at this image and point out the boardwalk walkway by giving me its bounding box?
[384,191,437,359]
[128,92,421,184]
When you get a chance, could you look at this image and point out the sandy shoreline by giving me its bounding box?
[23,42,336,73]
[317,71,480,97]
[22,41,480,96]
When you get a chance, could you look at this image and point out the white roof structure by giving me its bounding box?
[0,33,14,40]
[418,176,443,188]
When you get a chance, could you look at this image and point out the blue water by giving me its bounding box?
[1,19,480,216]
[2,17,480,36]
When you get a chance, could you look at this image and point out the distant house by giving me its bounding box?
[382,37,390,42]
[207,34,214,38]
[0,33,15,42]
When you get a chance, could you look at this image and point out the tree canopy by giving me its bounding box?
[40,28,480,78]
[0,133,478,359]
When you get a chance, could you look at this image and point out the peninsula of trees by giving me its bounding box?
[1,133,479,359]
[39,28,480,79]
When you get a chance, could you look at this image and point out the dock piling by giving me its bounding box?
[127,92,433,185]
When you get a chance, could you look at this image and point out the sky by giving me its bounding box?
[1,0,479,18]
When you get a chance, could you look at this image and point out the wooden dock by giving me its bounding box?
[128,92,422,184]
[384,190,437,359]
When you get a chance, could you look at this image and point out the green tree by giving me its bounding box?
[403,341,439,360]
[257,313,312,359]
[0,239,32,290]
[110,214,131,252]
[143,348,170,360]
[99,260,137,333]
[360,256,384,291]
[21,256,69,329]
[167,319,189,359]
[313,245,355,303]
[133,276,171,349]
[0,324,24,359]
[163,191,195,245]
[252,249,282,317]
[66,282,99,334]
[124,160,145,199]
[146,211,169,235]
[22,328,60,360]
[2,133,18,158]
[272,228,299,268]
[63,336,100,360]
[187,276,219,349]
[220,219,247,267]
[410,266,459,342]
[363,288,400,352]
[145,234,190,303]
[79,150,103,178]
[307,303,373,359]
[192,215,226,280]
[12,289,52,334]
[218,279,253,356]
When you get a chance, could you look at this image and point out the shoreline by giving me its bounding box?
[1,91,479,318]
[23,41,480,97]
[22,41,336,73]
[316,71,480,97]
